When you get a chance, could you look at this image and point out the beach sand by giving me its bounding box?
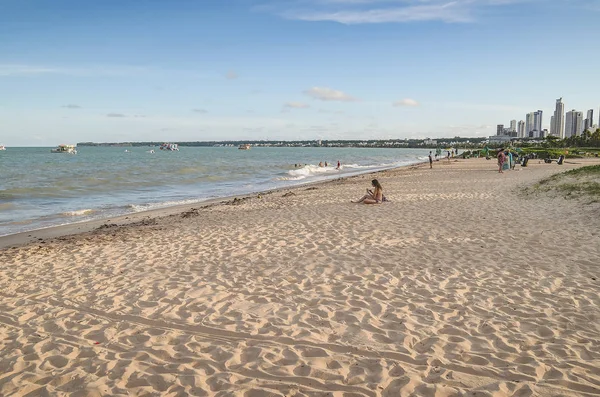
[1,157,599,396]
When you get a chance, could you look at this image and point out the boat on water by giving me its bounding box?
[0,145,5,151]
[238,144,251,150]
[160,143,179,151]
[51,144,77,154]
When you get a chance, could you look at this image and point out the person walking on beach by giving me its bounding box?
[428,151,433,169]
[497,149,506,173]
[352,179,383,204]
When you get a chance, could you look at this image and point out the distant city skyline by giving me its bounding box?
[497,97,599,139]
[1,0,600,146]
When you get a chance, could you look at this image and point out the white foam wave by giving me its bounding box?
[62,209,96,216]
[128,198,205,212]
[283,164,339,180]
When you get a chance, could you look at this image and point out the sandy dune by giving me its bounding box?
[1,158,599,396]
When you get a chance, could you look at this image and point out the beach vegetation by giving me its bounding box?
[531,165,600,202]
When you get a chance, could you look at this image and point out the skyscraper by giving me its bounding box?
[552,98,565,138]
[565,110,583,138]
[585,109,594,131]
[497,124,504,136]
[518,120,525,138]
[525,112,534,137]
[533,110,543,136]
[510,120,517,132]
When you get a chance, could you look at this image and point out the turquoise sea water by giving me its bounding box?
[0,146,430,236]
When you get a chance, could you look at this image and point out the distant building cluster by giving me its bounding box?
[495,97,599,141]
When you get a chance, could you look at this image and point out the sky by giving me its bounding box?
[1,0,599,146]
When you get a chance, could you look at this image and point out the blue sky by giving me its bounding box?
[1,0,599,145]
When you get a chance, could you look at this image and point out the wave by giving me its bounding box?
[128,198,207,212]
[278,161,403,181]
[279,164,343,181]
[61,209,96,216]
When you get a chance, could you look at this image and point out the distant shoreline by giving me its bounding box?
[76,139,487,149]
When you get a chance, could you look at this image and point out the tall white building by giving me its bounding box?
[551,98,565,138]
[510,120,517,132]
[518,120,525,138]
[525,112,534,137]
[565,110,583,138]
[585,109,594,131]
[533,110,543,136]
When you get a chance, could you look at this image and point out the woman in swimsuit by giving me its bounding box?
[497,149,506,173]
[352,179,383,204]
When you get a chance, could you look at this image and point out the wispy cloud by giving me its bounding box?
[284,102,310,109]
[393,98,419,107]
[304,87,356,102]
[264,0,530,24]
[0,64,149,77]
[318,109,345,114]
[107,113,127,118]
[226,70,238,80]
[192,108,208,113]
[62,104,82,109]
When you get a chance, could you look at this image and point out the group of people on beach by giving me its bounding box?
[426,148,461,169]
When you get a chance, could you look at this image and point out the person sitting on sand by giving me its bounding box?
[352,179,383,204]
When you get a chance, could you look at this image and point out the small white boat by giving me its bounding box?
[147,149,155,154]
[160,143,179,151]
[238,144,251,150]
[0,145,6,151]
[51,144,77,154]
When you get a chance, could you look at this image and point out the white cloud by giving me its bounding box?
[285,102,310,109]
[304,86,356,102]
[62,104,82,109]
[285,4,473,23]
[266,0,531,24]
[107,113,127,118]
[393,98,420,107]
[226,70,238,80]
[192,108,208,113]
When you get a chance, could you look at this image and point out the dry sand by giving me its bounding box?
[1,157,599,396]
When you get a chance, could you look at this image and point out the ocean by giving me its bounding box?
[0,146,430,236]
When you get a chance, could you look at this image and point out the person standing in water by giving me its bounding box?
[336,160,341,170]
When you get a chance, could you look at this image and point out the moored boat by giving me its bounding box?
[238,144,251,150]
[160,143,179,151]
[51,144,77,154]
